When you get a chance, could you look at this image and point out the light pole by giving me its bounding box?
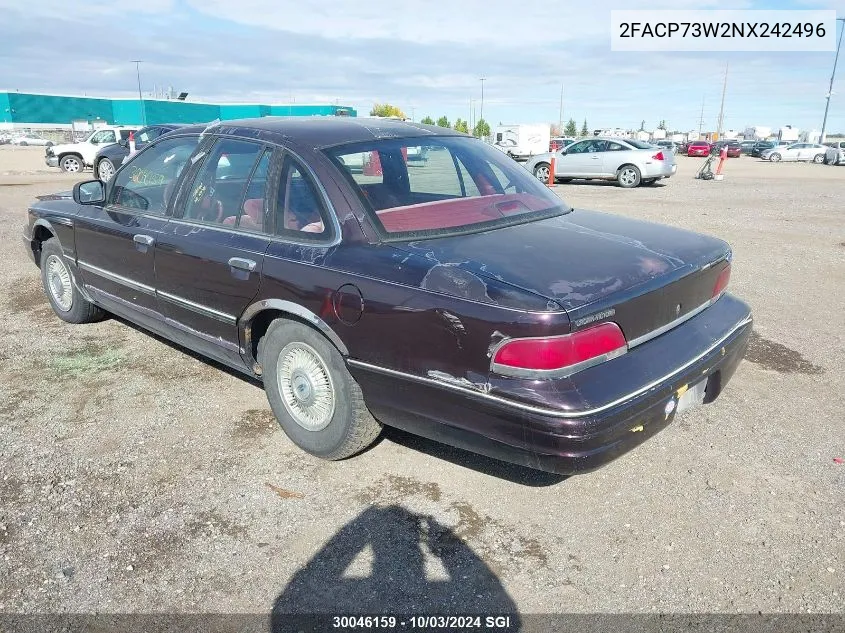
[131,60,146,125]
[820,18,845,144]
[479,77,486,136]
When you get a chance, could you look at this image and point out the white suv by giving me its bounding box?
[46,127,137,173]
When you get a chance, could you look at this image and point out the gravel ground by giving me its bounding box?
[0,145,843,621]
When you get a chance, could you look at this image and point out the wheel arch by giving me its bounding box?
[30,219,58,267]
[58,151,84,161]
[239,299,349,375]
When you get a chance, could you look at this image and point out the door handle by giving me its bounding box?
[591,156,600,159]
[133,234,154,246]
[228,257,257,272]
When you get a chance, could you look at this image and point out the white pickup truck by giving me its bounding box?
[45,126,137,173]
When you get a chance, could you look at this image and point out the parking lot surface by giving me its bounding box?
[0,146,843,615]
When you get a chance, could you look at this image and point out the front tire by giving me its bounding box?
[533,162,551,183]
[769,153,782,162]
[60,155,83,173]
[259,320,381,460]
[617,164,641,188]
[812,153,824,164]
[39,238,104,324]
[96,158,116,181]
[19,142,28,147]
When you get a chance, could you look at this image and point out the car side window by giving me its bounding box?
[136,128,162,146]
[91,130,116,144]
[182,138,265,226]
[109,135,201,214]
[276,157,330,239]
[119,130,135,141]
[565,141,590,154]
[606,142,626,152]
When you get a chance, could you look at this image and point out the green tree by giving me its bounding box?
[580,119,589,137]
[564,118,577,137]
[658,119,667,130]
[453,118,469,133]
[436,116,450,128]
[473,118,490,139]
[420,115,435,125]
[370,103,407,118]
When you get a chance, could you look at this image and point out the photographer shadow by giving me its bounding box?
[271,505,521,632]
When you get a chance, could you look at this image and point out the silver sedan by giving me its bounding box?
[760,142,828,163]
[523,137,677,188]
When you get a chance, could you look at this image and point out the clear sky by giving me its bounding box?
[1,0,844,134]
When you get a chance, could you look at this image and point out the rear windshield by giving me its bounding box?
[625,139,654,149]
[325,136,569,241]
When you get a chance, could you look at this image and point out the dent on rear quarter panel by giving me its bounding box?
[315,243,571,394]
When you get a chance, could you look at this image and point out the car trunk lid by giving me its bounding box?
[389,209,731,343]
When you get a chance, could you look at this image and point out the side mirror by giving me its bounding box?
[73,180,106,205]
[558,147,567,155]
[118,138,129,148]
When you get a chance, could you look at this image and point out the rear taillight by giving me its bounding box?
[652,151,665,161]
[491,322,628,377]
[712,264,731,298]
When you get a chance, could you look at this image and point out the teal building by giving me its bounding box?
[0,91,356,128]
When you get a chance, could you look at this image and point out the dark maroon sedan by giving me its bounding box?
[22,118,752,475]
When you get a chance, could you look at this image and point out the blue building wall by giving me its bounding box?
[0,92,10,123]
[0,92,357,126]
[5,92,114,124]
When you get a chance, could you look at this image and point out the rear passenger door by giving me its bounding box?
[153,137,278,368]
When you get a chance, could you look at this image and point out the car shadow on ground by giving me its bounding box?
[560,179,666,188]
[112,315,567,486]
[380,427,567,487]
[270,505,521,632]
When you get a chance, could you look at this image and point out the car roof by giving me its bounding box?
[168,117,465,149]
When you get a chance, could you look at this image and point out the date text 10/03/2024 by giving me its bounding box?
[331,615,515,630]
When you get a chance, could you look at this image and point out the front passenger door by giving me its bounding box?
[74,134,201,326]
[556,140,606,177]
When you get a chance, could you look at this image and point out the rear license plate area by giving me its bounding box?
[677,379,707,413]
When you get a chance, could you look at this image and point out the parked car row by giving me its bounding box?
[46,126,138,173]
[22,117,752,475]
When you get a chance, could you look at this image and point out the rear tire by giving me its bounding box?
[617,164,641,188]
[39,238,104,324]
[812,153,824,164]
[259,319,381,460]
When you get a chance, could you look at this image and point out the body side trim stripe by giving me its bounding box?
[157,291,237,324]
[78,261,155,295]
